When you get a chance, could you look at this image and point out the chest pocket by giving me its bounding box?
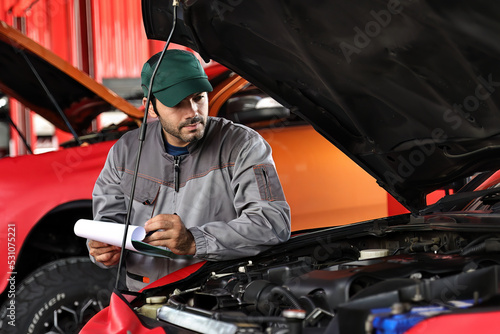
[120,171,161,205]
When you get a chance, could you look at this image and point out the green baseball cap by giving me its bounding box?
[141,50,213,107]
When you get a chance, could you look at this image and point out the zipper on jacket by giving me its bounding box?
[174,156,180,192]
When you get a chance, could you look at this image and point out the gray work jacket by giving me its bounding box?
[91,117,291,291]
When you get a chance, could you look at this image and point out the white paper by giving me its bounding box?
[74,219,146,251]
[74,219,193,259]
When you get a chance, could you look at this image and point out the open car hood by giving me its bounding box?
[0,21,142,134]
[142,1,500,212]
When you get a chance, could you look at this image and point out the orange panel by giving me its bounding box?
[259,125,388,230]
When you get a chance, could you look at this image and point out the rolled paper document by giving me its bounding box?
[74,219,146,251]
[74,219,193,259]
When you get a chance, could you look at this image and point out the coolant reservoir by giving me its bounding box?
[359,249,389,260]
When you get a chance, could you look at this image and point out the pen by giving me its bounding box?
[144,229,159,238]
[144,213,177,239]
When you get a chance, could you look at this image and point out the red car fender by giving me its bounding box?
[79,261,207,334]
[404,310,500,334]
[79,291,167,334]
[0,141,115,294]
[138,261,206,291]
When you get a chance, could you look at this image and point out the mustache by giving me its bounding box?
[180,115,204,128]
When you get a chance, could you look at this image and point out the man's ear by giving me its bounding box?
[143,97,158,118]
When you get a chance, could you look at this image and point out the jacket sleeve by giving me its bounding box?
[87,145,126,268]
[189,132,291,260]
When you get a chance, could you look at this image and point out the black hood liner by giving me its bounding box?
[0,38,106,134]
[142,0,500,211]
[0,22,141,134]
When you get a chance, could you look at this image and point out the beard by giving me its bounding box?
[159,114,206,145]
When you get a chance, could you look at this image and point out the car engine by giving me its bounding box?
[134,225,500,334]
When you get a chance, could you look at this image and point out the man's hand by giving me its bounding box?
[143,214,196,255]
[88,240,121,266]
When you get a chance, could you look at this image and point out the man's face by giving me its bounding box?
[144,92,209,147]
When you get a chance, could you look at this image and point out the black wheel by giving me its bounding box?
[0,257,116,334]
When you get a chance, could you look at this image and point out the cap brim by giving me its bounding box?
[155,78,213,108]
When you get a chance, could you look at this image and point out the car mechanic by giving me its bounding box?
[87,50,291,291]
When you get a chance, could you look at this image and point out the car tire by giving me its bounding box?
[0,257,117,334]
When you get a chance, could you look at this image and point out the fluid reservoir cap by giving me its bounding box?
[359,249,389,260]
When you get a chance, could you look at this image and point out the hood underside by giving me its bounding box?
[0,21,142,134]
[142,0,500,211]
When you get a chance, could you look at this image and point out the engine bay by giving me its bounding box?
[135,225,500,334]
